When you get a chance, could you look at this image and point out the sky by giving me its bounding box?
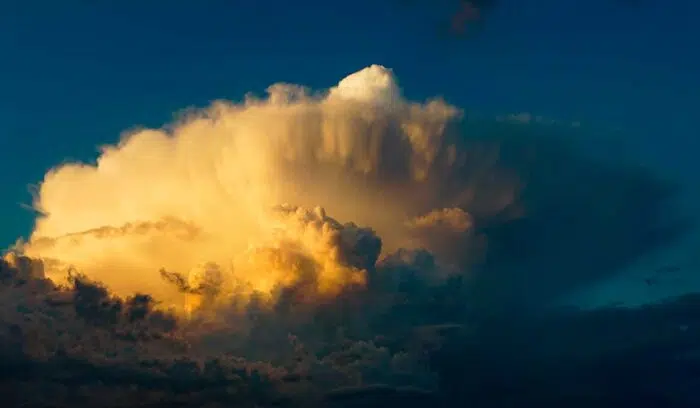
[4,3,700,405]
[2,0,700,306]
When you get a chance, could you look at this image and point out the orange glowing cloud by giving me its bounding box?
[6,65,521,315]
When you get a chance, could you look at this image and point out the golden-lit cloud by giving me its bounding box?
[7,64,521,314]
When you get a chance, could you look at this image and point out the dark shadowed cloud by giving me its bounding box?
[397,0,648,40]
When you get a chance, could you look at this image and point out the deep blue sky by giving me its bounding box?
[2,0,699,249]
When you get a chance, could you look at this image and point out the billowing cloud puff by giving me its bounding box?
[328,64,402,107]
[246,205,382,292]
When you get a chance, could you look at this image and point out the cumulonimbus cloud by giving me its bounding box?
[8,64,524,314]
[1,62,693,407]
